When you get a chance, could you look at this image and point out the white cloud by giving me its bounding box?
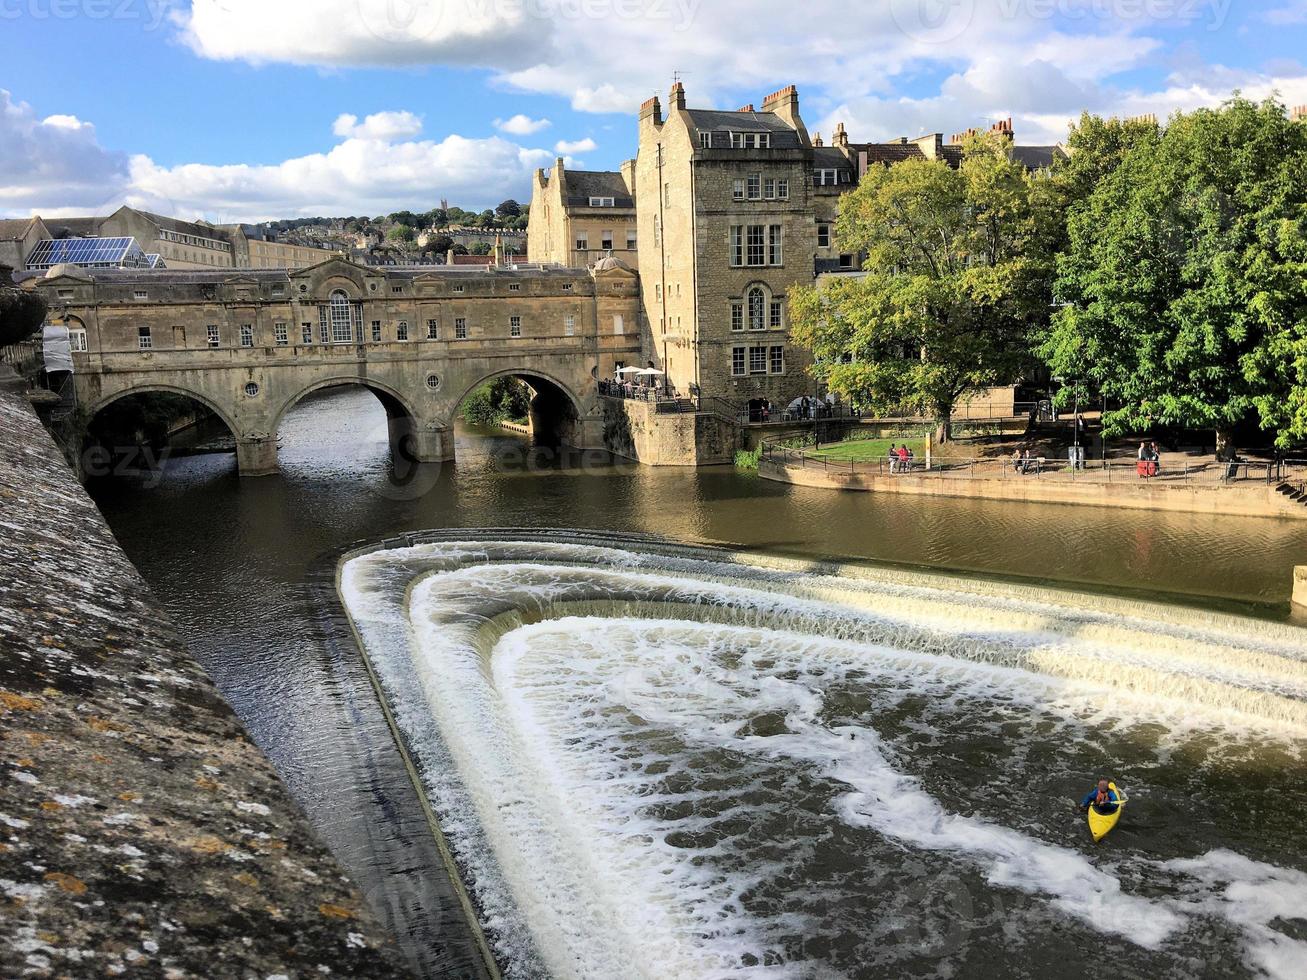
[495,114,551,135]
[332,110,424,141]
[554,137,597,155]
[0,91,129,214]
[0,92,555,221]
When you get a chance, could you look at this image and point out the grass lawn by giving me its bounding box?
[800,437,929,462]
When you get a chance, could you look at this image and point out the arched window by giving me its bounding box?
[748,286,766,330]
[328,290,353,343]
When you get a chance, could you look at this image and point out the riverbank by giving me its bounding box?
[0,376,405,978]
[759,455,1307,520]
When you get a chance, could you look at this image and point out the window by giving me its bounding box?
[731,346,746,376]
[453,285,464,293]
[575,232,588,251]
[818,224,831,248]
[397,320,409,341]
[69,329,87,352]
[749,345,767,374]
[664,183,671,206]
[510,316,522,337]
[770,300,783,329]
[655,283,662,302]
[626,229,637,250]
[699,132,712,149]
[371,320,382,342]
[768,225,783,266]
[601,230,614,250]
[747,173,761,200]
[207,324,220,348]
[770,345,785,374]
[240,324,253,348]
[137,326,152,350]
[133,290,148,301]
[748,287,766,330]
[613,314,624,335]
[427,318,439,340]
[839,253,855,269]
[301,322,313,345]
[509,283,520,291]
[455,317,468,339]
[730,132,771,149]
[274,322,288,346]
[562,282,574,291]
[327,290,353,343]
[426,374,441,390]
[564,314,575,336]
[730,226,743,266]
[733,179,746,202]
[654,215,661,246]
[764,178,775,200]
[747,225,766,266]
[814,168,852,186]
[244,382,260,397]
[589,196,615,207]
[391,286,403,294]
[731,302,743,331]
[777,179,789,200]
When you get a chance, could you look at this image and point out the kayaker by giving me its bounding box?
[1079,778,1120,814]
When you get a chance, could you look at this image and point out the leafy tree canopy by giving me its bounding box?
[790,132,1050,440]
[1041,96,1307,455]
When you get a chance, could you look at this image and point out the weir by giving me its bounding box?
[337,529,1307,980]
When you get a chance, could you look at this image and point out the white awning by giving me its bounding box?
[42,324,74,374]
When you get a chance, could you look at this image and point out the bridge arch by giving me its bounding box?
[86,384,241,438]
[272,375,421,435]
[447,366,586,425]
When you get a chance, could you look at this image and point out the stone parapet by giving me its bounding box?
[0,375,406,978]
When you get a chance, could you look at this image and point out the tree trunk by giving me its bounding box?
[1215,428,1235,462]
[934,411,953,445]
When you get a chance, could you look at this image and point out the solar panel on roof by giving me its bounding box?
[26,237,146,271]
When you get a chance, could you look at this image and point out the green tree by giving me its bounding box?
[790,133,1049,442]
[0,272,47,347]
[386,224,415,244]
[469,241,492,256]
[1042,96,1307,457]
[460,377,532,425]
[422,234,455,256]
[495,199,521,219]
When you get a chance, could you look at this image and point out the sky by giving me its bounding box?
[1,0,1305,223]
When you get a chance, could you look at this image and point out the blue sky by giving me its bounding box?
[1,0,1304,221]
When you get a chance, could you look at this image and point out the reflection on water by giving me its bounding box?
[88,388,1307,975]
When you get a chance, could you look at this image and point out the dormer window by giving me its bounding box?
[815,169,852,186]
[730,132,770,149]
[699,132,712,149]
[589,196,615,207]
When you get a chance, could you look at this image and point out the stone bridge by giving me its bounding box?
[31,256,645,475]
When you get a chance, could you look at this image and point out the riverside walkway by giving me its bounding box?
[760,444,1307,520]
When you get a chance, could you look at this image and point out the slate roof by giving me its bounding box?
[1010,145,1065,170]
[42,216,101,238]
[0,218,39,239]
[562,170,634,208]
[133,209,234,243]
[685,109,805,148]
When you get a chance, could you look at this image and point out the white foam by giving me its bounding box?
[337,538,1307,978]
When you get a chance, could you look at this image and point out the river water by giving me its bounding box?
[90,388,1307,979]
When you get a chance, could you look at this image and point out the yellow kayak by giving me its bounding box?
[1087,782,1127,842]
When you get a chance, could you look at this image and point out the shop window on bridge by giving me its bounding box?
[564,314,575,336]
[397,321,410,342]
[301,322,313,345]
[69,328,87,352]
[207,324,220,348]
[455,318,468,339]
[371,320,382,343]
[138,326,152,350]
[427,318,439,339]
[612,314,624,336]
[274,322,288,346]
[240,324,254,348]
[510,316,522,337]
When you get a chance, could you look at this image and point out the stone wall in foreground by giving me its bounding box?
[0,376,407,979]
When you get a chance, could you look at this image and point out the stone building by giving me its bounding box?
[0,216,51,271]
[527,159,639,271]
[633,83,821,412]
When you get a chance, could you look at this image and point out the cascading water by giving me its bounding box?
[339,531,1307,980]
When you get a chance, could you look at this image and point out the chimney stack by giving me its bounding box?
[669,81,686,111]
[1292,105,1307,122]
[813,131,823,147]
[760,84,807,141]
[736,103,755,113]
[640,95,662,126]
[990,117,1014,141]
[832,122,849,149]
